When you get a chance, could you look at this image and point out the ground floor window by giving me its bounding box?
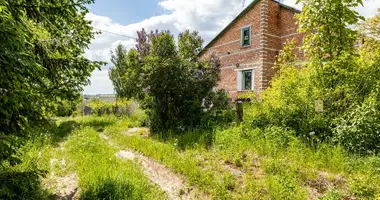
[237,69,253,91]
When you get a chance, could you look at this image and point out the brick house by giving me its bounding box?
[200,0,303,99]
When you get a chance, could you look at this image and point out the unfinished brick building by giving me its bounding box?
[200,0,303,99]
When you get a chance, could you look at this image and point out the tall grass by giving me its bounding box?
[1,116,166,200]
[2,111,379,199]
[103,112,380,199]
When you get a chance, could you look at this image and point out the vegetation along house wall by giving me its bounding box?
[200,0,304,99]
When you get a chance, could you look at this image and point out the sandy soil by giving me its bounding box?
[117,150,206,200]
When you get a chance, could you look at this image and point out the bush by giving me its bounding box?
[139,30,231,134]
[250,65,330,143]
[86,98,135,116]
[0,170,49,199]
[201,90,234,127]
[334,96,380,154]
[56,99,78,117]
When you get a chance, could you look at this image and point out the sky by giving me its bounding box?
[83,0,380,95]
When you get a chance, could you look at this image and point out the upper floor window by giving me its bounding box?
[241,26,251,47]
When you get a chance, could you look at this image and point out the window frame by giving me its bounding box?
[241,25,252,47]
[242,70,253,91]
[237,68,254,91]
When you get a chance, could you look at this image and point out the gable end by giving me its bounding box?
[199,0,300,56]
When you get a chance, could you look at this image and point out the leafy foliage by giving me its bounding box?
[0,0,103,164]
[297,0,365,127]
[109,29,231,134]
[86,98,140,117]
[56,99,79,117]
[250,1,380,154]
[109,45,144,99]
[334,96,380,154]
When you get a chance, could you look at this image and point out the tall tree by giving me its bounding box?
[109,44,143,99]
[297,0,364,125]
[0,0,103,164]
[109,44,128,97]
[110,29,228,134]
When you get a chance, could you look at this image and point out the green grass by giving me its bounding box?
[1,116,166,200]
[102,114,380,199]
[2,111,380,199]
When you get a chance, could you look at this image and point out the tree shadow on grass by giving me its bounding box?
[153,128,215,150]
[80,178,142,200]
[80,120,115,133]
[38,120,79,147]
[43,119,115,146]
[0,170,55,200]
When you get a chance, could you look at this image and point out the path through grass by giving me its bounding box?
[103,117,380,200]
[1,116,166,200]
[2,115,380,199]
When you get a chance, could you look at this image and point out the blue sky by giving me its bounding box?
[87,0,167,25]
[83,0,380,95]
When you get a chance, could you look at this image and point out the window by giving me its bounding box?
[237,69,253,91]
[241,26,251,47]
[242,70,252,90]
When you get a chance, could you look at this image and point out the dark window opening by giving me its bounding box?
[241,26,251,46]
[242,70,252,90]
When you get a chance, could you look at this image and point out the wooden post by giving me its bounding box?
[236,101,243,125]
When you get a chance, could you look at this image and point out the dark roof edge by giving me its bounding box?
[199,0,301,56]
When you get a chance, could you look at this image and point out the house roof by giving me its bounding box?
[199,0,301,55]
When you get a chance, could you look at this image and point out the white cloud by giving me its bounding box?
[83,0,379,94]
[355,0,380,18]
[84,0,247,94]
[83,69,113,95]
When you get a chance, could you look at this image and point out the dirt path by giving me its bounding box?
[54,173,79,200]
[45,157,79,200]
[117,150,202,200]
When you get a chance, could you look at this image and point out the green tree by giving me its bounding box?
[144,31,228,134]
[295,0,365,137]
[0,0,103,164]
[257,0,380,153]
[297,0,364,100]
[109,45,143,99]
[333,10,380,154]
[109,44,129,98]
[111,30,230,134]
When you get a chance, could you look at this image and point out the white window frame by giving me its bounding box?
[241,25,252,47]
[236,68,254,91]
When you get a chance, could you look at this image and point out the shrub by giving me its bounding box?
[201,89,234,127]
[251,65,330,143]
[0,170,49,199]
[264,126,296,148]
[86,98,134,116]
[333,96,380,154]
[56,99,78,117]
[128,30,231,135]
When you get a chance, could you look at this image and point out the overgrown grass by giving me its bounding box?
[2,109,380,199]
[1,115,166,200]
[102,112,380,199]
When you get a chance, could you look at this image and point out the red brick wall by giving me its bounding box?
[201,0,303,99]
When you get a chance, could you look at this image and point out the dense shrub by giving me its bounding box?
[250,65,329,143]
[86,98,136,117]
[56,99,78,117]
[109,29,232,135]
[248,7,380,154]
[334,96,380,154]
[143,31,231,134]
[0,170,49,199]
[201,90,234,127]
